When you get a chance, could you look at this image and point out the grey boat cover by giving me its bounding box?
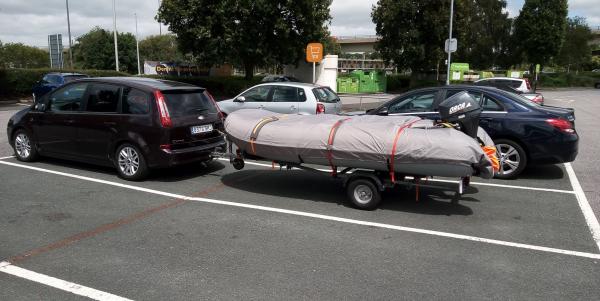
[225,109,495,179]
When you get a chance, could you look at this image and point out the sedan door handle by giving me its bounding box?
[104,121,117,126]
[65,119,75,124]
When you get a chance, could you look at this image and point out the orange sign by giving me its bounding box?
[306,43,323,63]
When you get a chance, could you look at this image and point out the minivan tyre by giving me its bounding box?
[347,178,382,210]
[115,143,149,181]
[13,129,38,162]
[494,139,527,180]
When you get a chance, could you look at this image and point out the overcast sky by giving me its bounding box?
[0,0,598,47]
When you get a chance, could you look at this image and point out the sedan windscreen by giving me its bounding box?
[163,90,217,117]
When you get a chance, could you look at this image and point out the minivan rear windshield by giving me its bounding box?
[162,90,217,117]
[312,87,340,103]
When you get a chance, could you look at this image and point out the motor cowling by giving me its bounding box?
[438,91,482,139]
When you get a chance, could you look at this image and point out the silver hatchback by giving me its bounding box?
[218,82,342,116]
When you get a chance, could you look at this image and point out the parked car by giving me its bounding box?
[474,77,544,105]
[32,72,89,102]
[367,85,578,179]
[8,77,226,180]
[218,83,342,116]
[261,75,301,83]
[475,77,532,93]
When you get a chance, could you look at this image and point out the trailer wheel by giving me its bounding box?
[347,178,381,210]
[232,158,245,170]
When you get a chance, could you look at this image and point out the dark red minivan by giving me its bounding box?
[7,77,226,180]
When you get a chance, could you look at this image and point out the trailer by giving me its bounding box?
[214,143,473,210]
[215,91,498,210]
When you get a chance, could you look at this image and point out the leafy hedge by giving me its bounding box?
[0,68,128,97]
[386,74,441,93]
[0,68,262,100]
[537,72,600,88]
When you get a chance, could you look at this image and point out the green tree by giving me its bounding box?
[323,35,341,56]
[372,0,515,72]
[372,0,450,73]
[72,27,137,73]
[0,42,48,68]
[453,0,512,69]
[556,17,593,72]
[139,34,184,62]
[513,0,568,71]
[157,0,332,79]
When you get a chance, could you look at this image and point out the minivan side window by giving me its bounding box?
[49,83,88,112]
[241,86,271,102]
[122,88,149,115]
[272,86,306,102]
[86,84,120,113]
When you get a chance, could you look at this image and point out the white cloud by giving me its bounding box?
[0,0,597,47]
[0,0,165,47]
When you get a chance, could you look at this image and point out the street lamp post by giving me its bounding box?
[446,0,454,85]
[158,0,162,35]
[112,0,119,71]
[65,0,73,69]
[135,13,141,75]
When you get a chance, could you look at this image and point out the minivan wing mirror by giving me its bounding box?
[235,96,246,102]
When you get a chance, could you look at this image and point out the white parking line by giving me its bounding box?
[0,155,15,160]
[565,163,600,252]
[1,160,599,260]
[219,158,576,194]
[0,261,132,301]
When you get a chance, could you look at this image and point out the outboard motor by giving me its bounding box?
[438,91,482,139]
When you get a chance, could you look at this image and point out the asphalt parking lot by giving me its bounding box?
[1,89,600,300]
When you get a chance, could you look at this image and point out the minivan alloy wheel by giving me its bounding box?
[496,143,520,176]
[118,146,140,176]
[15,133,32,159]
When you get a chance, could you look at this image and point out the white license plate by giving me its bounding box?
[190,124,213,135]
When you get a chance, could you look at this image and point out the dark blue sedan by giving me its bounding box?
[367,85,578,179]
[32,73,88,102]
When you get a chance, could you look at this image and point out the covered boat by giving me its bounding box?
[224,109,496,179]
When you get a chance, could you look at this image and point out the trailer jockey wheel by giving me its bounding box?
[347,178,382,210]
[232,158,245,170]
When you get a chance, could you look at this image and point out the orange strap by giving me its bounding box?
[482,145,500,172]
[327,118,351,175]
[389,120,419,183]
[249,116,279,155]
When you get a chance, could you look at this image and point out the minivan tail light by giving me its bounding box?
[205,91,224,120]
[154,90,172,128]
[525,78,531,90]
[546,118,575,134]
[316,103,325,114]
